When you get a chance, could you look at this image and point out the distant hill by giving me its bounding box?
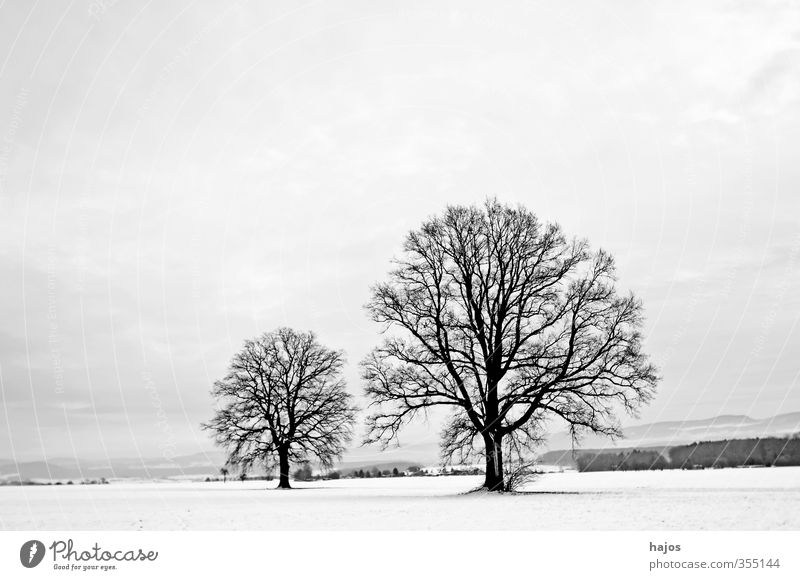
[0,451,229,482]
[567,436,800,472]
[538,446,669,468]
[541,412,800,452]
[338,440,437,466]
[3,412,798,482]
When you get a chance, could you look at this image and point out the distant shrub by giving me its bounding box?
[292,464,313,481]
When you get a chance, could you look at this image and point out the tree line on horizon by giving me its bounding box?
[203,199,660,491]
[574,436,800,472]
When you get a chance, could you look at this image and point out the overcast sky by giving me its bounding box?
[1,0,799,462]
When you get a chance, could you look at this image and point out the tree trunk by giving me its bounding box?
[277,448,291,489]
[482,433,505,491]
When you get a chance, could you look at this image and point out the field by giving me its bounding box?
[1,466,798,531]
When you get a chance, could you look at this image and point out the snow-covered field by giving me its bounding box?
[1,466,798,530]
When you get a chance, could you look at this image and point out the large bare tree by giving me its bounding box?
[362,199,659,491]
[204,327,357,489]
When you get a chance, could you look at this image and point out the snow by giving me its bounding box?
[1,466,798,531]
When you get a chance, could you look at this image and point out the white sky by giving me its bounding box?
[1,0,799,461]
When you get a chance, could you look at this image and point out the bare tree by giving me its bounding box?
[362,199,659,491]
[203,327,357,489]
[219,466,229,482]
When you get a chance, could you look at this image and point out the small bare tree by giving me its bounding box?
[203,328,357,489]
[362,199,659,491]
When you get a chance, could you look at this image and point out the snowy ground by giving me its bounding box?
[1,466,798,530]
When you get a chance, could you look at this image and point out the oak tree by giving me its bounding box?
[362,199,658,491]
[204,327,357,489]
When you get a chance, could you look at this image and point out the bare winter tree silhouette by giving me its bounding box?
[204,328,357,489]
[362,199,659,491]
